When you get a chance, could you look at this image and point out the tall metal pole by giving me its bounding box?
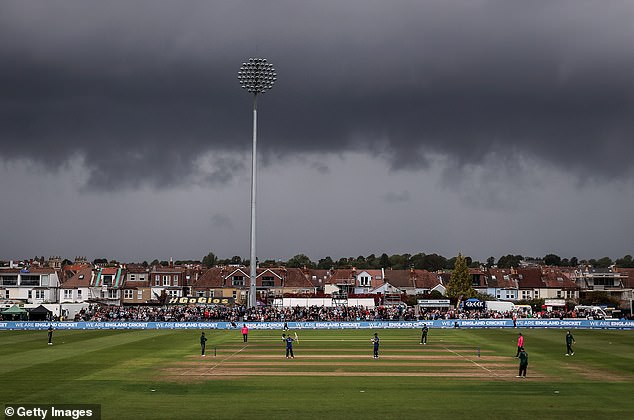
[249,95,258,308]
[238,58,276,308]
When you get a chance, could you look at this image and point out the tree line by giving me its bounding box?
[17,252,632,270]
[197,252,634,270]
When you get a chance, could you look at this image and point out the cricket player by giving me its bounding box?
[517,347,528,378]
[241,324,249,343]
[420,324,428,345]
[282,333,295,358]
[47,324,54,345]
[565,330,575,356]
[371,333,380,358]
[200,331,208,356]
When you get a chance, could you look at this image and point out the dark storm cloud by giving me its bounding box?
[2,1,633,190]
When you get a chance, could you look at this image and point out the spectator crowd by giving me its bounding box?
[67,304,612,322]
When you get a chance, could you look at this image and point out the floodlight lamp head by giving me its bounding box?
[238,57,277,94]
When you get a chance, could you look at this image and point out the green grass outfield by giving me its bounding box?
[1,328,633,419]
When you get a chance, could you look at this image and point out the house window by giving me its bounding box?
[496,292,501,299]
[232,290,237,299]
[108,289,118,299]
[209,290,214,298]
[556,290,562,298]
[4,289,9,299]
[35,290,45,299]
[124,290,133,299]
[232,276,244,287]
[28,290,32,299]
[64,290,73,300]
[359,276,370,287]
[77,289,82,298]
[1,275,18,286]
[534,290,539,297]
[21,275,40,286]
[163,275,169,286]
[174,276,178,286]
[137,290,143,299]
[168,290,179,297]
[262,276,275,287]
[155,275,160,286]
[102,275,113,286]
[196,291,205,297]
[130,274,136,281]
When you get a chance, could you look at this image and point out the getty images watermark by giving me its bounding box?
[4,405,100,420]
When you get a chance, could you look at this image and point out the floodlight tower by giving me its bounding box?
[238,58,277,308]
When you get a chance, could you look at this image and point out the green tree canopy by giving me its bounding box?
[389,254,411,270]
[446,253,476,300]
[412,253,447,272]
[286,254,315,268]
[497,254,523,268]
[317,256,334,269]
[543,254,562,266]
[379,253,390,268]
[592,257,614,268]
[615,255,634,268]
[202,252,218,268]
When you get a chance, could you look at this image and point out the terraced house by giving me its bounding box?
[0,266,60,304]
[191,266,316,305]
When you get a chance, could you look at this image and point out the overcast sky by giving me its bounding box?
[1,1,633,264]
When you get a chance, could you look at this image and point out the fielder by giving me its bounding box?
[371,333,380,359]
[565,330,576,356]
[200,331,208,356]
[282,333,295,358]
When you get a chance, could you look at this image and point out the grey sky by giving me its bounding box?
[1,1,633,263]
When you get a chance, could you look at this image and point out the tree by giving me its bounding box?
[202,252,218,268]
[335,257,352,269]
[353,255,367,268]
[286,254,315,269]
[497,254,523,268]
[543,254,562,266]
[445,257,456,270]
[389,254,410,270]
[317,256,334,269]
[259,259,277,268]
[579,291,620,307]
[446,253,475,300]
[379,253,390,268]
[615,255,634,268]
[486,256,495,268]
[412,253,447,272]
[569,257,579,267]
[61,259,72,267]
[365,254,378,269]
[593,257,614,268]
